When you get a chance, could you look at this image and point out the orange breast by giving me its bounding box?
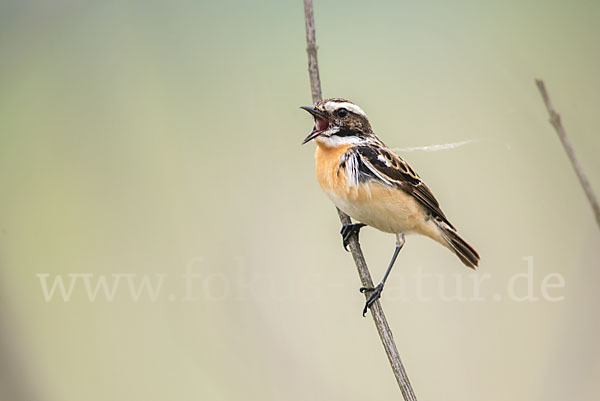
[314,142,352,193]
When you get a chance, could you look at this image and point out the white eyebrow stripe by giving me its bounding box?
[323,101,367,117]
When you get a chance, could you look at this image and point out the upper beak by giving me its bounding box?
[300,106,329,144]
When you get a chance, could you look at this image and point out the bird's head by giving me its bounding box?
[300,98,374,146]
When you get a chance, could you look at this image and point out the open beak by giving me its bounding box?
[300,106,330,144]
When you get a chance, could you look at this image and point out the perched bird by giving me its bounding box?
[301,98,479,315]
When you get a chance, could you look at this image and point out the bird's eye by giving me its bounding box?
[337,108,348,118]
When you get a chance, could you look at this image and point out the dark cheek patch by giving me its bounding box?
[336,127,362,137]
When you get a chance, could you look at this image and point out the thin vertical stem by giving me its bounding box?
[302,1,418,399]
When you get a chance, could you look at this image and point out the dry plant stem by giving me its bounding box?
[303,1,417,399]
[535,79,600,229]
[303,0,321,104]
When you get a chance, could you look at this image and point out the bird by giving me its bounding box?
[300,98,479,315]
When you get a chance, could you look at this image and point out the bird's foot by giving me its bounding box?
[340,223,366,251]
[359,283,384,316]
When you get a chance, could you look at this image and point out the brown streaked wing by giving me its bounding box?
[354,144,455,229]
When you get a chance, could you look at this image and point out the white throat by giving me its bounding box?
[315,134,365,147]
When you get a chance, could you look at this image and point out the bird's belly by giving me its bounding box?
[325,181,425,234]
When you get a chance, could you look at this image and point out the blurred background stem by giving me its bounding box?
[535,79,600,229]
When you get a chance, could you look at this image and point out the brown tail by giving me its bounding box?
[439,225,480,269]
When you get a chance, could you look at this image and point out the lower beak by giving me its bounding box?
[300,106,328,144]
[301,128,323,145]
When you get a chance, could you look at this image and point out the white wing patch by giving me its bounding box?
[357,153,394,186]
[344,152,360,188]
[342,148,396,191]
[377,154,391,167]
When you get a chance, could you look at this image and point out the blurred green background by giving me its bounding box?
[1,0,599,400]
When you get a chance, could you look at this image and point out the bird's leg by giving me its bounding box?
[359,233,405,316]
[340,223,366,251]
